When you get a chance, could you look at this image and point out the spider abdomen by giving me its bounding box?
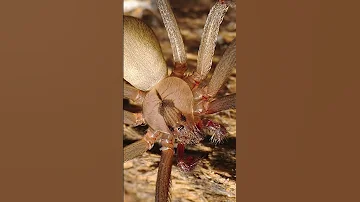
[124,16,167,91]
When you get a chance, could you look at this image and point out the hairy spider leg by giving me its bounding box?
[192,38,236,115]
[205,94,236,115]
[206,39,236,97]
[156,0,188,78]
[124,128,161,162]
[156,132,175,202]
[188,1,231,88]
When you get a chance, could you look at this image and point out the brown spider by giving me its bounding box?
[123,0,236,201]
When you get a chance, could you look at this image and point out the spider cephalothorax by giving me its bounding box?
[144,76,204,146]
[124,0,236,201]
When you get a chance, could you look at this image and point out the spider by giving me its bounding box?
[123,0,236,201]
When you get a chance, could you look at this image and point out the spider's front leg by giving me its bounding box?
[185,1,233,88]
[156,0,188,78]
[192,38,236,115]
[156,133,175,202]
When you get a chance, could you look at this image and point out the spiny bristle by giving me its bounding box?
[210,133,226,145]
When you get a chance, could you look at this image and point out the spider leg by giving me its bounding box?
[157,0,187,78]
[187,1,230,87]
[205,93,236,114]
[191,38,235,105]
[156,133,175,202]
[207,39,236,97]
[156,0,188,78]
[156,0,187,64]
[124,110,146,126]
[193,93,236,115]
[124,128,161,162]
[193,93,235,144]
[176,143,202,172]
[124,81,146,105]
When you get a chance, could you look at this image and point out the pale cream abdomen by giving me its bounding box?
[124,16,167,91]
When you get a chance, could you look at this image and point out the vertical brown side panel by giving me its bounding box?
[0,0,123,201]
[237,0,360,202]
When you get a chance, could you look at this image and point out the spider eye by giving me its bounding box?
[178,125,184,131]
[180,114,186,122]
[168,125,174,132]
